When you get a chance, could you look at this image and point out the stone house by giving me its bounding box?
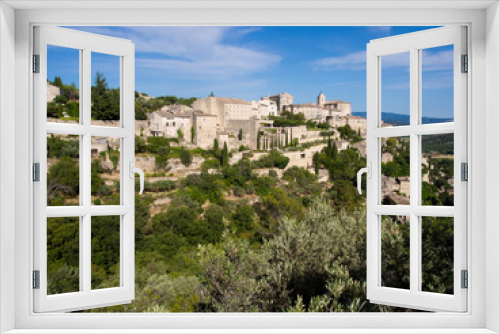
[149,106,192,140]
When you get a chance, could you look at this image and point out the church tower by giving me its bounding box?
[317,91,326,106]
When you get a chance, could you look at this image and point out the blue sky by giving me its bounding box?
[47,26,453,118]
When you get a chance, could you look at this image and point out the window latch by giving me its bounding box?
[129,161,144,195]
[357,162,372,195]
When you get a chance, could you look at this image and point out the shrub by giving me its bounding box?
[180,147,193,167]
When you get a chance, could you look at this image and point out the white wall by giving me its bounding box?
[0,2,16,333]
[486,2,500,332]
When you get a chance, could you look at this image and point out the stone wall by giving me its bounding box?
[47,82,61,102]
[194,115,217,149]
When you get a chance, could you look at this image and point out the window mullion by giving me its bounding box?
[82,48,92,295]
[409,47,420,294]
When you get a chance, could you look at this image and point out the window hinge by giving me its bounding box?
[33,54,40,73]
[33,163,40,182]
[461,54,468,73]
[461,162,468,181]
[33,270,40,289]
[461,270,468,289]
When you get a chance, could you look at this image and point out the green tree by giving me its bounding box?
[177,128,184,141]
[191,126,195,143]
[47,157,79,205]
[180,147,193,167]
[238,128,243,141]
[221,142,229,166]
[213,139,220,158]
[313,152,320,175]
[91,72,119,121]
[203,204,225,243]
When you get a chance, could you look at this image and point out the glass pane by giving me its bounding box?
[47,217,80,295]
[47,134,80,206]
[381,136,410,205]
[47,45,80,123]
[91,136,120,205]
[381,52,410,126]
[91,215,120,289]
[421,45,454,124]
[422,134,454,206]
[381,215,410,290]
[91,52,120,127]
[422,216,454,294]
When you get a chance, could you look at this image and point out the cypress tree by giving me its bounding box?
[222,142,229,166]
[326,136,332,158]
[332,141,338,161]
[313,152,320,175]
[213,138,220,158]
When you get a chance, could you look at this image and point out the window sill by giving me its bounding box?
[4,329,497,334]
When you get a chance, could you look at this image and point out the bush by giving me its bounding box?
[252,150,290,169]
[180,147,193,167]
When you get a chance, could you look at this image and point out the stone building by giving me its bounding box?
[269,92,294,112]
[283,92,353,122]
[257,97,278,117]
[149,105,192,140]
[193,111,217,149]
[284,104,325,121]
[193,96,252,129]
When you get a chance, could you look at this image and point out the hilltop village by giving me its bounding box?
[46,79,453,208]
[45,77,454,312]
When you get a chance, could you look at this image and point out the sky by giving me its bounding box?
[47,26,454,118]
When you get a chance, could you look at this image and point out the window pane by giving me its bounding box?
[91,215,120,289]
[47,45,80,123]
[421,216,454,294]
[91,136,120,205]
[47,134,80,206]
[381,136,410,205]
[381,52,410,126]
[47,217,80,295]
[421,45,454,124]
[381,215,410,290]
[422,134,454,206]
[91,52,120,127]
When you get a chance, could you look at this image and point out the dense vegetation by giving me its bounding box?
[45,75,455,313]
[47,75,197,121]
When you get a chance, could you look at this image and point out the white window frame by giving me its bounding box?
[32,26,136,313]
[1,2,498,333]
[366,26,467,312]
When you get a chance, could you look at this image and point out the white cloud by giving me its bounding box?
[73,26,280,79]
[312,51,367,71]
[367,26,392,34]
[313,48,453,73]
[421,49,454,71]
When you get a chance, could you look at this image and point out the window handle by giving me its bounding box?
[129,161,144,195]
[357,162,371,195]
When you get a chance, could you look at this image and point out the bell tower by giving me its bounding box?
[317,91,325,106]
